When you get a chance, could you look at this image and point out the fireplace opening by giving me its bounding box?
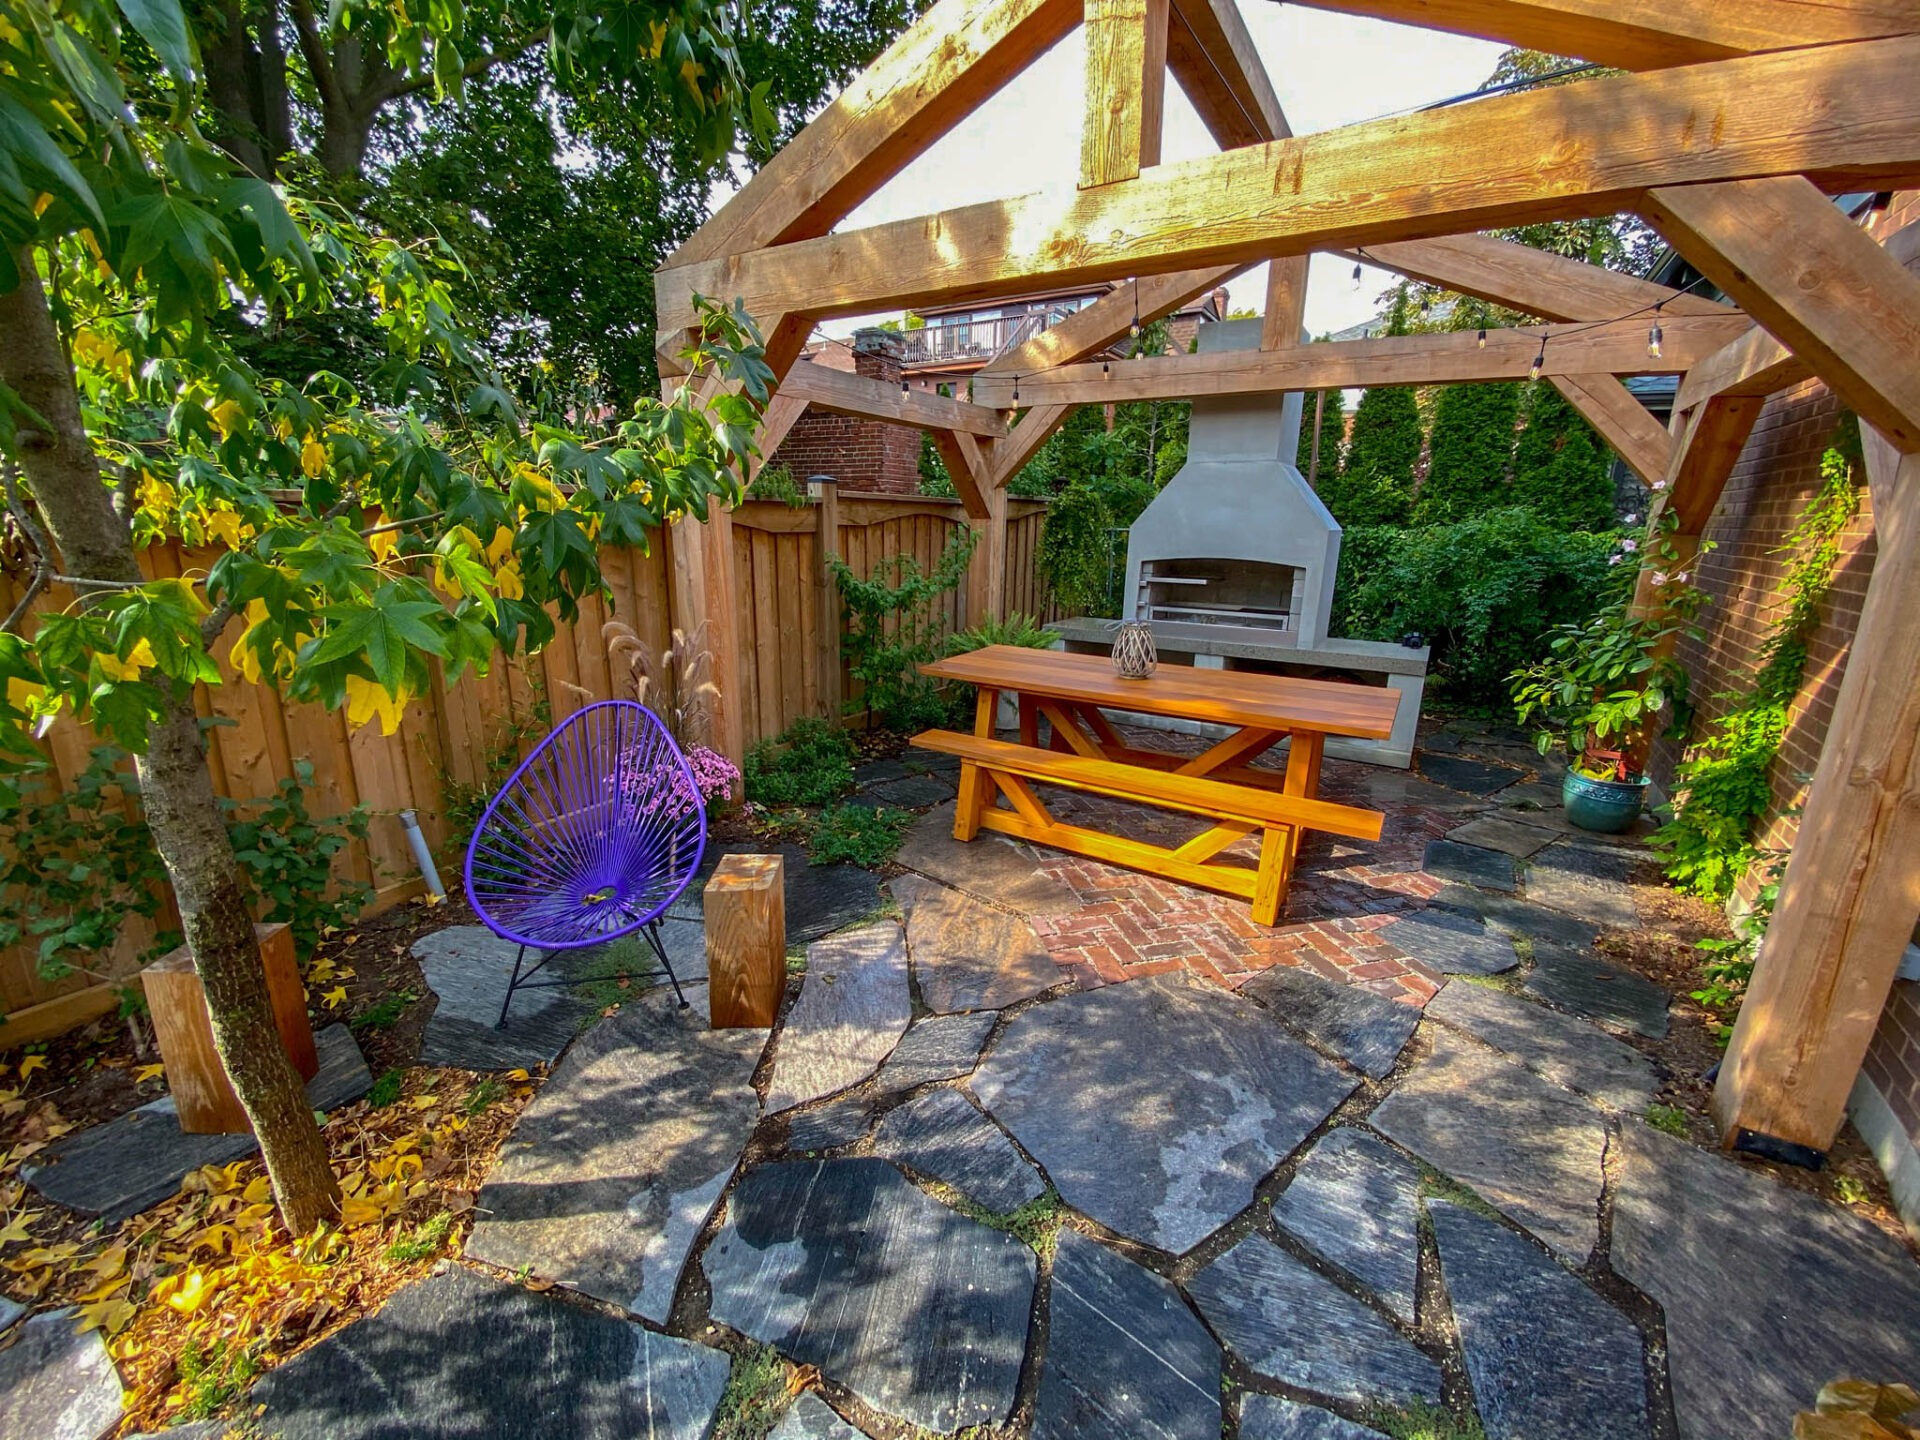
[1138,558,1306,632]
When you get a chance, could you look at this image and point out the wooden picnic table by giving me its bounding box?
[911,645,1399,926]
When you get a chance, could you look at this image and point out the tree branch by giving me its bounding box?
[369,28,550,106]
[1,462,53,635]
[286,0,346,114]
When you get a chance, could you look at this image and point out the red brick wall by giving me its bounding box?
[768,329,923,495]
[1658,192,1919,1164]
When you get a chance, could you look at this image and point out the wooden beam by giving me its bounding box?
[671,0,1080,264]
[1165,0,1287,145]
[1284,0,1920,70]
[780,361,1010,437]
[1659,393,1766,533]
[748,392,808,478]
[656,37,1920,331]
[964,477,1010,623]
[969,313,1753,407]
[1081,0,1170,187]
[1673,324,1810,412]
[1262,257,1309,350]
[986,404,1073,489]
[1712,444,1920,1155]
[1549,373,1675,484]
[982,265,1246,375]
[1641,176,1920,451]
[1337,233,1733,323]
[929,429,996,519]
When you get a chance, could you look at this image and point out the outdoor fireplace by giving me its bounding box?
[1054,318,1429,767]
[1122,322,1340,647]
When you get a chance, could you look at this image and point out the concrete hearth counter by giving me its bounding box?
[1048,618,1427,768]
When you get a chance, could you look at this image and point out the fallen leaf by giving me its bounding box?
[134,1064,166,1084]
[17,1057,46,1081]
[321,986,347,1009]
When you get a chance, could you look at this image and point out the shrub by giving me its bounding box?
[1341,385,1422,496]
[809,803,913,868]
[1338,509,1617,702]
[1509,381,1616,530]
[1037,483,1117,616]
[1415,382,1521,523]
[744,464,807,507]
[830,526,977,731]
[917,434,955,498]
[946,613,1054,655]
[1296,387,1346,480]
[742,716,857,807]
[224,760,373,959]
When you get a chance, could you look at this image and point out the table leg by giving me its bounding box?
[1019,693,1040,748]
[1281,731,1325,862]
[954,687,998,842]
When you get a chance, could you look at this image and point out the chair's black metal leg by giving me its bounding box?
[642,922,690,1010]
[497,943,528,1030]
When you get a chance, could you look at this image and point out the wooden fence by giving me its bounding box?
[0,493,1054,1029]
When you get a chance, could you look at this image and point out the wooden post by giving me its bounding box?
[1711,444,1920,1156]
[813,478,843,721]
[142,923,318,1135]
[966,482,1009,627]
[705,854,786,1029]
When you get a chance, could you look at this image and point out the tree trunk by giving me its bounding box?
[0,247,342,1233]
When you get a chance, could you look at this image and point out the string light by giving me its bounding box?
[1129,280,1141,340]
[1476,328,1487,349]
[902,377,910,392]
[1648,301,1665,359]
[1351,262,1363,290]
[1011,375,1019,402]
[1529,337,1546,382]
[1103,360,1110,377]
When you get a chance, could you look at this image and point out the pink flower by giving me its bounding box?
[1621,538,1638,553]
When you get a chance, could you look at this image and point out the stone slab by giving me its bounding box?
[125,1423,225,1440]
[1417,754,1523,796]
[253,1267,727,1439]
[1378,909,1517,977]
[1241,967,1421,1078]
[785,1093,876,1153]
[1523,842,1641,929]
[415,925,592,1070]
[1422,839,1518,893]
[1240,1395,1391,1440]
[766,922,912,1113]
[1429,1201,1650,1440]
[0,1310,123,1440]
[1446,816,1558,858]
[1493,780,1566,811]
[895,803,1078,917]
[464,992,762,1325]
[973,974,1356,1253]
[704,1158,1035,1432]
[770,1392,867,1439]
[872,1087,1043,1213]
[0,1295,22,1334]
[1431,886,1603,953]
[850,773,955,810]
[1525,944,1670,1039]
[1369,1033,1607,1261]
[1427,981,1657,1111]
[1271,1129,1425,1324]
[1188,1235,1442,1407]
[1363,773,1493,817]
[673,844,882,942]
[875,1011,998,1091]
[24,1025,371,1222]
[1612,1122,1920,1438]
[894,875,1059,1013]
[1032,1230,1221,1440]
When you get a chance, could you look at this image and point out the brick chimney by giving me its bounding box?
[852,327,904,386]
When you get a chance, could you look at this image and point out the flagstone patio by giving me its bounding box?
[45,716,1918,1440]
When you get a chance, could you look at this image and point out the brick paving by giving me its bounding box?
[1025,722,1520,1007]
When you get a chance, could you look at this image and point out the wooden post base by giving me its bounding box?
[705,854,786,1029]
[141,923,319,1135]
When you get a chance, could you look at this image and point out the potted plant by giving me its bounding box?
[1509,523,1706,833]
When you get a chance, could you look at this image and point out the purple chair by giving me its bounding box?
[464,700,706,1027]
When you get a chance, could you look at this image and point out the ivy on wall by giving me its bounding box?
[1655,429,1862,903]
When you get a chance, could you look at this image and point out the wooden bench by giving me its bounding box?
[912,729,1385,926]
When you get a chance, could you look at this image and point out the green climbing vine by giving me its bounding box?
[1654,431,1862,904]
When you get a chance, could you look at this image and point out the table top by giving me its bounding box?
[921,645,1401,740]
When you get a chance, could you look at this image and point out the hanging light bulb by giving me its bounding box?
[1351,262,1363,290]
[1129,280,1141,340]
[1103,360,1111,377]
[902,377,910,393]
[1529,338,1546,382]
[1648,305,1665,360]
[1476,328,1487,349]
[1419,297,1431,317]
[1012,375,1020,402]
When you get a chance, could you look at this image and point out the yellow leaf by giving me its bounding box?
[494,558,523,601]
[164,1268,218,1314]
[505,1069,530,1083]
[211,399,246,439]
[344,675,407,736]
[367,518,400,565]
[85,1243,127,1278]
[486,525,515,566]
[338,1196,382,1228]
[301,436,329,479]
[203,506,252,549]
[16,1056,45,1081]
[409,1095,438,1111]
[96,639,156,683]
[134,1064,165,1085]
[5,677,45,713]
[75,1296,137,1335]
[0,1212,39,1245]
[242,1176,271,1205]
[321,986,347,1010]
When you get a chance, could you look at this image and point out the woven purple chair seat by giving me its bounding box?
[464,700,707,1024]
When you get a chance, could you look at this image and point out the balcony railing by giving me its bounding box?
[899,308,1074,368]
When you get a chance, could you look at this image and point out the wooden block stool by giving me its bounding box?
[142,922,319,1134]
[704,854,786,1029]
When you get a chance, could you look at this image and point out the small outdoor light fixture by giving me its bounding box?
[1476,328,1487,348]
[1648,303,1665,359]
[1529,337,1547,381]
[805,473,836,501]
[1351,262,1363,289]
[1129,279,1141,339]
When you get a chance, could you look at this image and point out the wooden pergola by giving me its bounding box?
[653,0,1920,1171]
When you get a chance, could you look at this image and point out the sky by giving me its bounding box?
[789,4,1508,340]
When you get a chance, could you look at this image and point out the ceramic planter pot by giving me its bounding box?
[1562,769,1649,834]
